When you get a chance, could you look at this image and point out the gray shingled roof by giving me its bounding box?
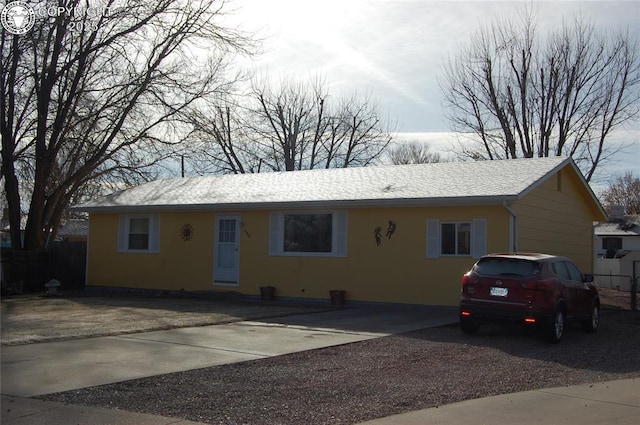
[57,219,89,238]
[595,216,640,236]
[76,157,576,212]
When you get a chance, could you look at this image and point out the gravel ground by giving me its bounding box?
[41,308,640,425]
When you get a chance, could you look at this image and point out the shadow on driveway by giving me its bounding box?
[397,308,640,374]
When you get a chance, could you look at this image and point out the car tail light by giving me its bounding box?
[524,317,536,324]
[461,273,479,286]
[461,273,477,295]
[461,310,472,317]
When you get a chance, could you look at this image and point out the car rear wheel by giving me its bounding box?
[545,308,565,343]
[581,303,599,333]
[460,317,480,335]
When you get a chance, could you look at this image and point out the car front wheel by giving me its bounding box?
[582,303,600,333]
[545,308,565,343]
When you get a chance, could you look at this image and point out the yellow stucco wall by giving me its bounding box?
[88,212,216,290]
[241,206,509,305]
[513,167,597,273]
[87,205,510,306]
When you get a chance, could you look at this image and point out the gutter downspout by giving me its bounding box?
[503,201,518,253]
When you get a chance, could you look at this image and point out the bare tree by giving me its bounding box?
[600,171,640,215]
[180,101,265,175]
[185,77,392,173]
[440,7,640,181]
[249,77,320,171]
[1,0,255,253]
[388,141,442,165]
[325,92,392,168]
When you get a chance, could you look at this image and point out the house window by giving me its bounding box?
[602,237,622,258]
[441,222,471,255]
[118,215,160,253]
[269,211,347,257]
[128,218,150,250]
[284,214,332,253]
[427,218,486,259]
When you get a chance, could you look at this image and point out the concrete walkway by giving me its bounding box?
[1,396,207,425]
[357,378,640,425]
[2,305,639,424]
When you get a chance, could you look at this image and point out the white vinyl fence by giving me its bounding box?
[595,258,629,291]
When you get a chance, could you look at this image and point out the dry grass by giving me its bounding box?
[599,287,635,310]
[0,293,330,346]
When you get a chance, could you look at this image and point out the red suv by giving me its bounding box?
[458,253,600,343]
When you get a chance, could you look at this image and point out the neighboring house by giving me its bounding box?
[0,216,10,249]
[0,216,88,248]
[56,219,89,242]
[594,215,640,291]
[594,215,640,258]
[75,157,606,306]
[0,210,27,249]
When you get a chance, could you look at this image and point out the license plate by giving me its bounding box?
[490,287,508,297]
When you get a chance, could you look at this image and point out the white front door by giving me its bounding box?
[214,215,240,286]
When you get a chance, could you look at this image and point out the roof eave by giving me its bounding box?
[74,195,517,214]
[595,232,640,237]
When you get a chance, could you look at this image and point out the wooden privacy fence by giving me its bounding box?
[1,241,86,293]
[47,241,87,290]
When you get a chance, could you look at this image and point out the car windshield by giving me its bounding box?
[474,258,541,277]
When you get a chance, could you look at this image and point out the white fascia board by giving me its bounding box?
[73,195,515,214]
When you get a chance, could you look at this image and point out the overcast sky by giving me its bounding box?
[227,0,639,188]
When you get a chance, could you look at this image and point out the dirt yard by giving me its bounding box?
[599,287,635,310]
[0,293,331,346]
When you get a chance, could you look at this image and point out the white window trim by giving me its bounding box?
[117,214,160,253]
[269,211,347,257]
[426,218,486,259]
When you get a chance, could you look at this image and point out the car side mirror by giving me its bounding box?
[583,274,594,283]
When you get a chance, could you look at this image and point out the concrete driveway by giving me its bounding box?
[1,304,458,397]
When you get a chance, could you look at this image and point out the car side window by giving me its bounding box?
[563,261,583,282]
[551,262,571,280]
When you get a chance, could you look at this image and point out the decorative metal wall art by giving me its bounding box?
[181,223,194,241]
[374,220,396,246]
[374,226,382,246]
[386,221,396,239]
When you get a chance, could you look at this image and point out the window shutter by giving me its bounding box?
[426,219,440,258]
[268,212,281,255]
[472,218,487,259]
[149,215,160,253]
[335,211,348,257]
[117,215,128,252]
